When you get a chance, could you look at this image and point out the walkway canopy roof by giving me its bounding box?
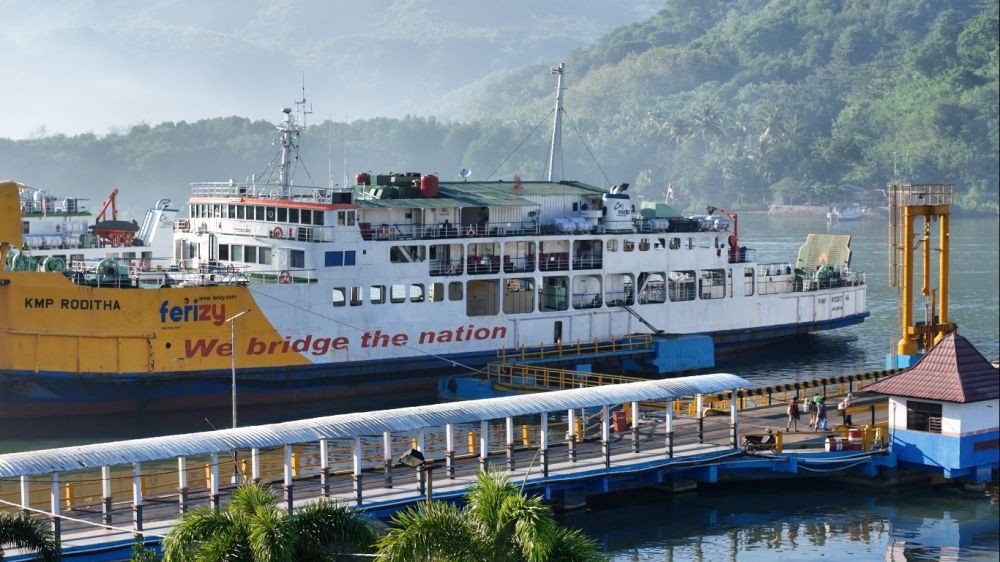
[0,373,750,477]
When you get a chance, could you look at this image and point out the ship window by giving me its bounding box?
[231,245,243,262]
[258,247,272,265]
[687,237,694,249]
[639,238,651,251]
[236,206,245,220]
[347,211,355,226]
[572,202,579,212]
[638,272,666,304]
[228,205,236,218]
[219,244,229,261]
[699,269,726,299]
[390,284,407,303]
[669,237,681,250]
[467,280,499,316]
[338,211,346,226]
[572,275,602,309]
[332,288,346,307]
[289,208,300,223]
[449,282,463,301]
[291,250,305,268]
[606,240,618,252]
[669,270,696,302]
[391,246,426,263]
[314,211,325,226]
[325,251,344,267]
[277,207,287,222]
[244,246,257,263]
[254,206,264,221]
[410,284,425,303]
[345,251,356,266]
[744,267,755,296]
[540,276,569,311]
[623,240,635,252]
[350,287,363,306]
[213,205,221,218]
[504,278,535,314]
[906,400,942,433]
[301,210,313,225]
[266,207,276,221]
[430,282,445,302]
[21,220,29,234]
[370,285,385,304]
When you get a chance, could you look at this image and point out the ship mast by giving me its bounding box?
[275,81,311,199]
[546,62,565,182]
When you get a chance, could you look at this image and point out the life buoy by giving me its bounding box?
[278,270,292,284]
[227,263,236,274]
[272,227,284,239]
[178,260,187,272]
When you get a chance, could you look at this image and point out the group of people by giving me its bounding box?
[785,392,854,432]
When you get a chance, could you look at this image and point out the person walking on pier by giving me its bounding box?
[786,396,801,432]
[816,397,829,431]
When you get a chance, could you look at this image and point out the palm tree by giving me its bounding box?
[376,469,603,562]
[0,511,60,562]
[161,482,375,562]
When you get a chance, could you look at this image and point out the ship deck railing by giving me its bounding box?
[358,218,721,242]
[190,182,347,202]
[496,334,653,364]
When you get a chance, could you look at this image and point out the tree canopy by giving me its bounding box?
[1,0,996,213]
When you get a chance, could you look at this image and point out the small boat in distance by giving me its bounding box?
[827,206,865,221]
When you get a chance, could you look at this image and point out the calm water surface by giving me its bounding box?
[568,481,999,561]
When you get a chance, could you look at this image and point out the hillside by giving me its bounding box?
[1,0,996,213]
[465,0,1000,211]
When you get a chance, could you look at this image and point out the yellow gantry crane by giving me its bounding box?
[888,182,955,366]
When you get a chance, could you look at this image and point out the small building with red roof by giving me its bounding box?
[864,333,998,482]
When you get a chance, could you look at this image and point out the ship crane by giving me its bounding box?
[706,205,739,262]
[92,188,138,247]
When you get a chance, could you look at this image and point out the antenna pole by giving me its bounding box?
[546,63,565,182]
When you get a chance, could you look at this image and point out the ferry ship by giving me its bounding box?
[0,81,869,419]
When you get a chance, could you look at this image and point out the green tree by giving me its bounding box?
[376,469,603,562]
[0,512,60,562]
[161,482,374,562]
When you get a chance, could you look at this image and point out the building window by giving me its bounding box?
[906,400,942,433]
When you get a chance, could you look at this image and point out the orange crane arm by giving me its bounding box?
[96,188,119,222]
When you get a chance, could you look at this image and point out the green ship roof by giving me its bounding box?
[356,180,605,209]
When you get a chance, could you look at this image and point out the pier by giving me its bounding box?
[0,373,895,561]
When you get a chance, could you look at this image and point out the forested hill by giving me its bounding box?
[1,0,997,214]
[465,0,999,211]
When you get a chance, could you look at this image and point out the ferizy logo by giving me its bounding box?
[160,298,227,326]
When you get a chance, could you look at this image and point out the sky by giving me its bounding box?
[0,0,659,139]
